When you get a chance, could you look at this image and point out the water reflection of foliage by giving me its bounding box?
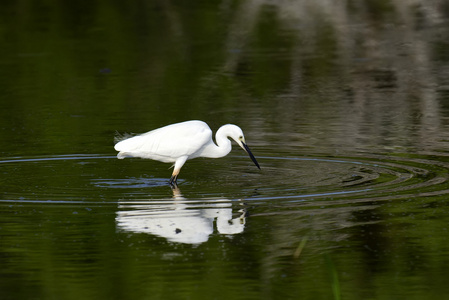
[1,0,449,157]
[1,1,449,298]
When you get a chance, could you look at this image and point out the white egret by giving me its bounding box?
[114,120,260,185]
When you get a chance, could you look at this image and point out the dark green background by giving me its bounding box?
[1,1,449,299]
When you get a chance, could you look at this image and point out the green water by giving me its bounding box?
[2,1,449,299]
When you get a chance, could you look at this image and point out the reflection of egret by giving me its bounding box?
[114,120,260,185]
[116,186,247,244]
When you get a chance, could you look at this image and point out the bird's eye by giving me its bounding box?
[239,135,243,140]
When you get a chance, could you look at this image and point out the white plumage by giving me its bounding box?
[114,120,260,185]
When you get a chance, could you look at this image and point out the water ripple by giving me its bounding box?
[0,153,448,204]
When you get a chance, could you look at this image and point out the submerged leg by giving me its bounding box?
[169,173,178,186]
[169,156,188,185]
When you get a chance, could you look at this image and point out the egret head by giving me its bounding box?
[227,125,261,170]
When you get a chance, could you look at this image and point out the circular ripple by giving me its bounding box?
[0,153,448,205]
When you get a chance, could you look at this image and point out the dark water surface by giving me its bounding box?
[2,1,449,299]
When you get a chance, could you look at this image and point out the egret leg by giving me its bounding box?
[169,156,188,185]
[169,174,178,186]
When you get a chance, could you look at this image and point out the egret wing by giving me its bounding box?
[114,121,212,162]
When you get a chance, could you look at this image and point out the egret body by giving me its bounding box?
[114,120,260,184]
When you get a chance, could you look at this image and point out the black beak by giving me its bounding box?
[242,142,261,169]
